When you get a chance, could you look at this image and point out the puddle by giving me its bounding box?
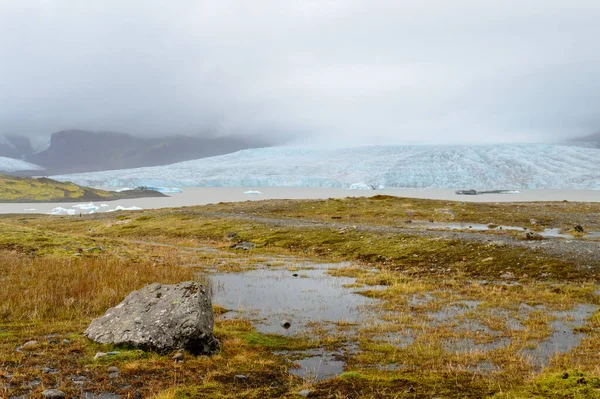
[209,262,382,379]
[406,221,600,239]
[210,264,380,334]
[522,304,597,369]
[276,347,350,381]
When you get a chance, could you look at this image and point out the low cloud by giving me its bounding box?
[1,0,599,145]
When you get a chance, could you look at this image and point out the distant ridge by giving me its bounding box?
[0,130,273,175]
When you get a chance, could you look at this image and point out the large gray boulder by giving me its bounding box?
[85,281,218,355]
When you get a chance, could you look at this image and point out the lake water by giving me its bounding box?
[1,187,599,215]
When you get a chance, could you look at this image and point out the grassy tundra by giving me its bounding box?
[1,196,600,398]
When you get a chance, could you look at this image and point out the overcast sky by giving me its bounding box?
[1,0,599,145]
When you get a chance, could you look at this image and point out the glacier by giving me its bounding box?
[51,144,600,190]
[0,156,43,172]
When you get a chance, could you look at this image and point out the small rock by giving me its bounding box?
[298,389,313,397]
[17,340,38,350]
[230,242,255,250]
[108,366,120,373]
[523,231,543,240]
[86,246,105,252]
[234,374,248,380]
[108,372,120,379]
[26,379,42,388]
[281,320,291,329]
[42,390,66,399]
[94,352,107,359]
[574,224,584,233]
[500,271,516,280]
[62,339,70,345]
[72,375,90,384]
[43,367,60,374]
[292,273,299,277]
[172,352,184,362]
[226,232,237,240]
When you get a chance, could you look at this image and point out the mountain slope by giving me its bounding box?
[0,130,273,175]
[0,174,165,202]
[0,156,43,172]
[51,144,600,190]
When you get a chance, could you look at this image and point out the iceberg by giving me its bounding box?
[51,144,600,190]
[106,205,143,212]
[49,207,77,216]
[349,182,376,190]
[72,202,100,211]
[244,190,262,195]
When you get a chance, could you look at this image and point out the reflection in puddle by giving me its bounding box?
[209,262,380,379]
[210,264,380,334]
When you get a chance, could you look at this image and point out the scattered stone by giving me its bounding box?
[86,246,105,252]
[523,231,544,240]
[108,366,120,379]
[574,224,585,233]
[298,389,313,397]
[292,273,299,277]
[226,232,238,240]
[85,281,219,355]
[26,379,41,388]
[62,339,70,345]
[234,374,248,380]
[17,340,38,351]
[481,257,494,263]
[72,375,90,384]
[530,218,541,225]
[82,393,121,399]
[42,390,65,399]
[94,352,107,359]
[500,271,516,280]
[43,367,60,374]
[281,320,291,329]
[172,352,184,362]
[230,241,255,250]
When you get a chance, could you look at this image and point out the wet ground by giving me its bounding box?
[204,256,599,380]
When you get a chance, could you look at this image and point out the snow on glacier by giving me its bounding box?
[0,156,43,172]
[51,144,600,190]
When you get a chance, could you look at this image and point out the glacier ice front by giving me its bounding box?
[50,144,600,190]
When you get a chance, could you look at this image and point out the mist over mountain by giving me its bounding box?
[0,130,274,175]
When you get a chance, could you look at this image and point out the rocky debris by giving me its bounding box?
[230,241,255,250]
[523,231,544,240]
[172,352,184,362]
[82,393,121,399]
[530,218,542,226]
[43,367,59,374]
[107,366,120,379]
[234,374,248,381]
[16,340,38,351]
[574,224,585,233]
[62,339,70,345]
[226,232,237,240]
[72,375,90,384]
[26,379,41,388]
[42,389,65,399]
[298,389,313,397]
[86,246,105,252]
[281,320,292,329]
[85,282,219,355]
[500,271,516,280]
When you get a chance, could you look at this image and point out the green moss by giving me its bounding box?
[495,370,600,398]
[243,332,316,350]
